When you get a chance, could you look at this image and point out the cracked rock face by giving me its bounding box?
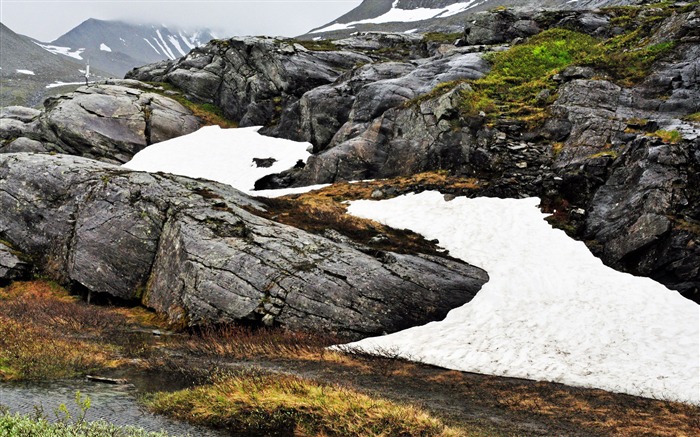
[0,241,30,284]
[0,83,202,164]
[127,37,371,127]
[0,153,487,339]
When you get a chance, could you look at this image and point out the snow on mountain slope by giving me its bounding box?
[45,19,215,77]
[306,0,640,37]
[343,193,700,405]
[0,22,109,106]
[312,0,487,33]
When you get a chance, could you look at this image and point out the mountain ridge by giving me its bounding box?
[304,0,645,37]
[47,19,215,77]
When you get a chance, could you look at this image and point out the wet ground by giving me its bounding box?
[0,374,226,436]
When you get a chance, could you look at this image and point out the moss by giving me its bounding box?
[412,1,690,129]
[652,129,683,143]
[287,38,338,51]
[589,150,619,159]
[143,82,238,128]
[684,112,700,122]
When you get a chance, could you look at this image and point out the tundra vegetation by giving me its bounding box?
[2,1,700,435]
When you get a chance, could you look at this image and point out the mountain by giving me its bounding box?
[0,22,110,106]
[303,0,643,37]
[45,19,215,78]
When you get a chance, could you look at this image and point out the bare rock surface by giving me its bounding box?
[0,153,487,338]
[0,83,202,164]
[0,241,30,284]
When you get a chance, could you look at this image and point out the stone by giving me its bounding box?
[0,83,202,164]
[0,153,488,339]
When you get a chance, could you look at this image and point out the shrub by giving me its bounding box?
[147,370,463,436]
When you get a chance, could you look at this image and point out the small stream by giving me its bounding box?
[0,374,228,436]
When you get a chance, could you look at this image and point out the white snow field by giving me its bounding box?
[123,126,699,404]
[123,125,312,195]
[313,0,486,33]
[35,43,85,60]
[342,192,700,404]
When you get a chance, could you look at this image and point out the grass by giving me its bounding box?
[423,32,463,44]
[0,412,171,436]
[253,172,481,257]
[0,400,170,437]
[178,325,346,363]
[0,281,163,381]
[288,38,339,52]
[686,112,700,122]
[652,129,683,144]
[143,82,238,128]
[411,2,689,128]
[146,370,465,437]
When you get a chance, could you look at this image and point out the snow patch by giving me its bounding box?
[122,126,312,194]
[100,43,112,52]
[341,193,700,405]
[168,34,187,56]
[143,38,160,55]
[155,29,176,59]
[179,32,195,50]
[16,69,35,75]
[35,43,84,60]
[45,81,94,89]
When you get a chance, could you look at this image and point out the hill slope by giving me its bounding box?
[0,23,109,106]
[304,0,642,37]
[47,19,215,78]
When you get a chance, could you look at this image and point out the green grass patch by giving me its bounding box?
[652,129,683,143]
[411,2,689,127]
[685,112,700,122]
[456,28,601,124]
[0,413,170,436]
[146,371,466,436]
[144,82,238,128]
[0,394,170,437]
[289,39,339,51]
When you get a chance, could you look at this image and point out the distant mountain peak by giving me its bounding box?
[305,0,643,37]
[44,19,215,77]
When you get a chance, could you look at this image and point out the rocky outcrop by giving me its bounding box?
[582,135,700,298]
[0,82,202,164]
[0,241,30,284]
[126,37,371,126]
[259,49,491,184]
[0,153,487,338]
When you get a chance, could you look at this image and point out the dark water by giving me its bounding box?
[0,375,227,436]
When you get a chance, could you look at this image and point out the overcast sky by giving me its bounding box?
[0,0,362,42]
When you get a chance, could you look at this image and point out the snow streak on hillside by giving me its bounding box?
[34,43,85,60]
[313,0,487,33]
[344,193,700,405]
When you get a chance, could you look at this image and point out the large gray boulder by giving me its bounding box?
[0,153,487,338]
[126,37,371,126]
[0,83,202,164]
